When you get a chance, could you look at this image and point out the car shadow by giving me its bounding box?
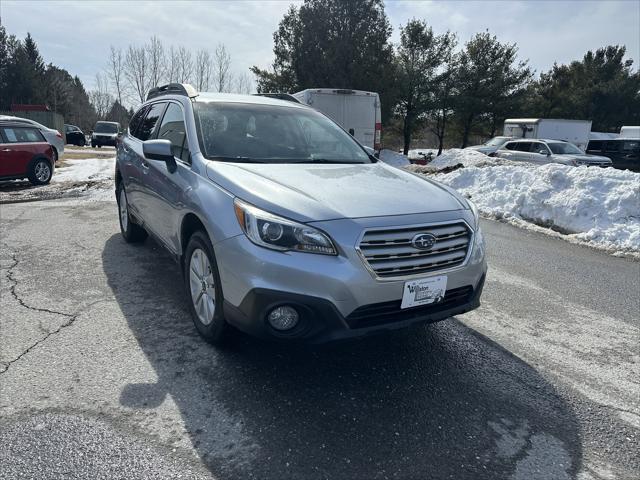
[102,233,582,480]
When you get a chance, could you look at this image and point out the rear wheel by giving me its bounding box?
[184,231,228,344]
[117,184,147,243]
[28,158,52,185]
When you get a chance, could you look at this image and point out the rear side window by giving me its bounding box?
[504,142,518,150]
[604,141,621,153]
[157,103,190,163]
[622,141,639,152]
[1,127,44,143]
[587,141,602,151]
[129,107,147,138]
[137,103,166,141]
[514,142,532,152]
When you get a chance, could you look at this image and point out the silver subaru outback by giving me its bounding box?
[115,84,487,344]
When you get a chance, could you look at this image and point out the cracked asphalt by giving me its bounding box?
[0,198,638,480]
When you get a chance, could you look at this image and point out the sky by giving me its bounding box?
[1,0,638,93]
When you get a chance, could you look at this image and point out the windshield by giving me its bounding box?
[547,142,583,154]
[194,102,371,164]
[95,122,119,133]
[484,137,509,147]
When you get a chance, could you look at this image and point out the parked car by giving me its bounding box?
[91,121,121,147]
[503,118,592,151]
[496,139,612,167]
[466,136,513,156]
[0,120,55,185]
[115,83,486,345]
[586,138,639,172]
[0,115,64,162]
[64,124,86,146]
[293,88,382,150]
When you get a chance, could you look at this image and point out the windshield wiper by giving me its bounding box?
[209,156,266,163]
[293,159,365,164]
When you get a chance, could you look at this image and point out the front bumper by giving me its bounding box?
[215,211,487,343]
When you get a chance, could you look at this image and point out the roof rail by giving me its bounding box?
[146,83,198,101]
[253,93,300,103]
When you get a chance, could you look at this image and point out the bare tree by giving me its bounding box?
[194,49,212,91]
[107,46,126,106]
[213,43,232,92]
[147,36,166,88]
[234,72,253,94]
[166,46,179,83]
[89,72,113,119]
[125,44,149,104]
[176,46,193,84]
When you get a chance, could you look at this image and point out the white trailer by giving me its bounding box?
[293,88,382,150]
[503,118,592,151]
[620,126,640,138]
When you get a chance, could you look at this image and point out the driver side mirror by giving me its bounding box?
[539,150,550,156]
[143,139,177,173]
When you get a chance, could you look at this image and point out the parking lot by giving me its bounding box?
[1,195,638,480]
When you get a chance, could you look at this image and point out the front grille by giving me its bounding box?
[346,285,474,329]
[358,222,472,278]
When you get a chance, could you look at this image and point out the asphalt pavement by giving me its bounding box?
[0,199,638,480]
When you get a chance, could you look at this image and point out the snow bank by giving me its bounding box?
[407,148,437,161]
[430,163,640,255]
[378,149,410,168]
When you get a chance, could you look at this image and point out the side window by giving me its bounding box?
[137,103,166,141]
[623,141,639,153]
[504,142,517,150]
[587,141,602,151]
[157,103,190,162]
[2,127,43,143]
[604,141,621,153]
[129,107,147,139]
[530,142,549,154]
[515,142,532,152]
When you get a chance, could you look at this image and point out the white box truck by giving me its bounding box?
[620,126,640,138]
[503,118,592,151]
[293,88,382,150]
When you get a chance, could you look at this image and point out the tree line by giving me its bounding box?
[252,0,640,153]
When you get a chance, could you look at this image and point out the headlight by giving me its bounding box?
[233,199,337,255]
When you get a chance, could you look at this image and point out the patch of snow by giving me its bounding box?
[53,158,115,184]
[378,149,410,168]
[424,163,640,256]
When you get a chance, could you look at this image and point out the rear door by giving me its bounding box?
[604,141,623,169]
[512,142,533,161]
[343,94,376,149]
[0,127,45,177]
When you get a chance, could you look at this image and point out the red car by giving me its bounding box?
[0,121,55,185]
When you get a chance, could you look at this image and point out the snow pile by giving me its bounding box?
[378,149,410,168]
[407,148,437,161]
[430,163,640,255]
[405,148,511,174]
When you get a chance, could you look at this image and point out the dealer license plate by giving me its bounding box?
[400,275,448,309]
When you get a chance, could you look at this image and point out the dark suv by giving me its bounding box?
[586,139,639,171]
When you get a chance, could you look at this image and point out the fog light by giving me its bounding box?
[267,305,299,331]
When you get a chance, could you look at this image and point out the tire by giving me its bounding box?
[184,231,228,344]
[91,142,96,148]
[116,183,147,243]
[97,144,102,148]
[28,158,53,185]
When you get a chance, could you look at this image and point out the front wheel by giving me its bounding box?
[184,231,228,344]
[117,184,147,243]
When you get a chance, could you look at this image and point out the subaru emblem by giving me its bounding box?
[411,233,437,251]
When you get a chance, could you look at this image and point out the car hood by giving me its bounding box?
[205,161,467,222]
